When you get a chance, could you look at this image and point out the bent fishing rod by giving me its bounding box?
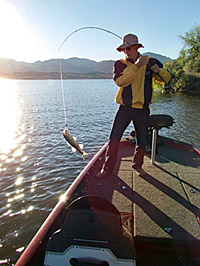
[58,26,123,127]
[58,27,124,158]
[58,26,122,53]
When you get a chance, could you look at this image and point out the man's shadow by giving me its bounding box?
[92,171,200,256]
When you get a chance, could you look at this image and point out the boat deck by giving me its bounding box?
[74,136,200,266]
[16,135,200,266]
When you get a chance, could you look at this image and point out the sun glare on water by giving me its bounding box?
[0,79,21,154]
[0,0,39,62]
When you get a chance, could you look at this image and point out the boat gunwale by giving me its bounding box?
[15,142,108,266]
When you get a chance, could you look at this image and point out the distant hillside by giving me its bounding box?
[142,52,171,64]
[0,53,171,79]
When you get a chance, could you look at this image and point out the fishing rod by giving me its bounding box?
[58,26,123,158]
[58,26,123,127]
[58,26,122,53]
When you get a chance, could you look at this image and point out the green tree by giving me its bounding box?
[164,25,200,93]
[179,25,200,59]
[180,26,200,74]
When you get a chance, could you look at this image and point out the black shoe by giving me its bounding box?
[96,169,111,179]
[132,165,145,175]
[132,164,141,170]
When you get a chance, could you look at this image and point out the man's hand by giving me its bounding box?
[135,55,149,68]
[151,64,160,73]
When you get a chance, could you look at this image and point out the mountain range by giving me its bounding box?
[0,52,171,79]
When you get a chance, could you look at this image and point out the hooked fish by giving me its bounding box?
[62,128,87,158]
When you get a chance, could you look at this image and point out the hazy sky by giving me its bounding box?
[0,0,199,62]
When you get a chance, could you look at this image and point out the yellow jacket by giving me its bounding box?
[113,57,171,109]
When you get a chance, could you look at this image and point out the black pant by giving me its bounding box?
[104,105,150,171]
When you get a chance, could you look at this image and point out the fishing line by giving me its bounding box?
[58,26,123,127]
[59,59,67,126]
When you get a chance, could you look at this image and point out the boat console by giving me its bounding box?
[44,196,136,266]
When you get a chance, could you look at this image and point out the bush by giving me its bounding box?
[164,25,200,93]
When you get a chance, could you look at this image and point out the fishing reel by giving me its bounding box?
[164,85,175,94]
[156,73,176,94]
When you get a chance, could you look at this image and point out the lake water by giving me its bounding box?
[0,79,200,265]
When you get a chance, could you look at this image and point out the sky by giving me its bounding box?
[0,0,200,63]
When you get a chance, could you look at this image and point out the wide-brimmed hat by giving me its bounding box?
[117,33,144,52]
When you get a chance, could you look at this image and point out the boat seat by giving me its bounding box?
[131,115,175,164]
[149,114,174,130]
[130,115,174,138]
[149,114,174,164]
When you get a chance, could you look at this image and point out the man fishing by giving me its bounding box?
[97,33,171,178]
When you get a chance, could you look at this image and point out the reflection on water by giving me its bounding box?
[0,79,32,265]
[0,79,22,154]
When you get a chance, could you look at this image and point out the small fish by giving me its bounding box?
[63,128,87,158]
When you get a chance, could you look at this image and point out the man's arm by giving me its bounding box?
[113,56,149,87]
[113,60,138,87]
[150,58,171,84]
